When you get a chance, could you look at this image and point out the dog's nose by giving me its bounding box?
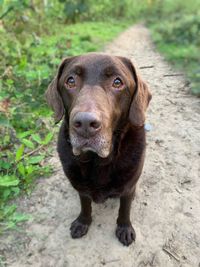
[72,112,101,137]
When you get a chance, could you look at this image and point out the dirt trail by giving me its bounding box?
[1,25,200,267]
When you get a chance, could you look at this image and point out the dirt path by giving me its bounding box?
[1,25,200,267]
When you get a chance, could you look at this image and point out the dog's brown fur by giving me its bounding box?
[46,53,151,246]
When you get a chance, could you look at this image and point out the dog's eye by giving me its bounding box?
[113,78,123,88]
[66,77,76,88]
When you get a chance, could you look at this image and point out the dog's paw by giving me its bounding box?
[70,218,90,238]
[116,224,136,246]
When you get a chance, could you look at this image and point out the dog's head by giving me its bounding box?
[46,53,151,158]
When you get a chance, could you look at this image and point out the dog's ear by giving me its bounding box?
[45,57,73,123]
[129,71,152,127]
[118,57,152,127]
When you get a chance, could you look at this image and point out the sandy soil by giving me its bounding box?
[0,25,200,267]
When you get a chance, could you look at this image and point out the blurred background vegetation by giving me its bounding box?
[0,0,199,233]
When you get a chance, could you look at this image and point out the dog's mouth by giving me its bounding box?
[70,135,111,158]
[72,144,98,156]
[72,144,110,158]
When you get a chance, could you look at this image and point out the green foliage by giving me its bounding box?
[58,0,143,22]
[146,1,200,96]
[154,15,200,46]
[62,0,89,23]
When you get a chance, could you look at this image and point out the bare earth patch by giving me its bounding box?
[1,25,200,267]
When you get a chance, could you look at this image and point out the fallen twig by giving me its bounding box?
[166,98,177,105]
[21,145,44,160]
[181,179,191,185]
[163,247,180,262]
[163,74,184,77]
[139,65,154,69]
[101,259,120,265]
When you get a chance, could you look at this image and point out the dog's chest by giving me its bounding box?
[75,163,125,202]
[78,163,112,191]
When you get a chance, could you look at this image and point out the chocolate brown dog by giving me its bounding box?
[45,53,151,246]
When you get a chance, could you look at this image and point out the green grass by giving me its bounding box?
[0,20,127,234]
[146,2,200,96]
[152,40,199,94]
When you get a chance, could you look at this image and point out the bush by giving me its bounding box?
[137,0,199,95]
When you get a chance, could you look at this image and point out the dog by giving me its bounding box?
[45,53,151,246]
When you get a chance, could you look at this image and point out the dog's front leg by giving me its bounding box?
[116,191,136,246]
[70,194,92,238]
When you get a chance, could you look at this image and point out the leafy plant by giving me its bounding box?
[121,0,200,96]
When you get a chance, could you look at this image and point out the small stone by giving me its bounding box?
[145,123,153,132]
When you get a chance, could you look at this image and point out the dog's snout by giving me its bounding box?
[72,112,101,137]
